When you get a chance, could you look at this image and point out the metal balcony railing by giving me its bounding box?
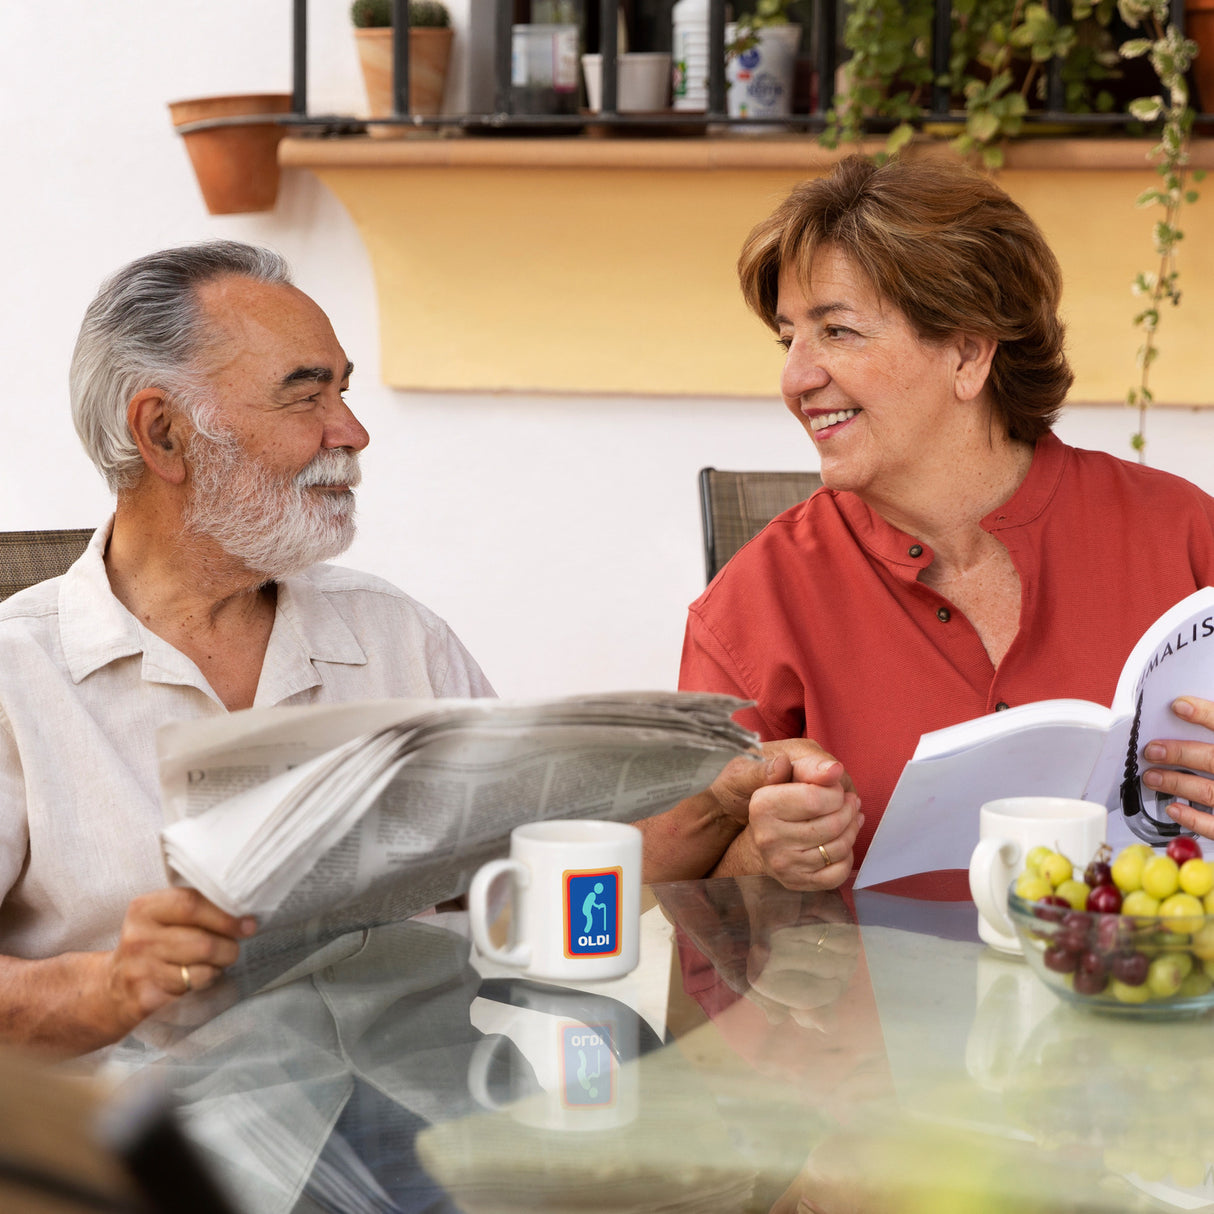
[212,0,1199,137]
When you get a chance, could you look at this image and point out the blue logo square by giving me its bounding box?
[564,868,621,958]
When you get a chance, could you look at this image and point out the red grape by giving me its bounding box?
[1078,956,1112,995]
[1166,837,1203,865]
[1043,945,1079,973]
[1110,951,1149,985]
[1086,884,1123,915]
[1058,912,1090,953]
[1034,895,1071,923]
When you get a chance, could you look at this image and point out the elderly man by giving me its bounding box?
[0,241,843,1057]
[0,242,497,1055]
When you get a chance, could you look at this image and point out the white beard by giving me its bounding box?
[182,429,361,580]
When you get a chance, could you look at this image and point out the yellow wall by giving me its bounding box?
[286,137,1214,404]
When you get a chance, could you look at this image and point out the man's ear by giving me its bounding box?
[954,333,998,403]
[127,389,188,485]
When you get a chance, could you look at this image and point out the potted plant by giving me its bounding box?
[351,0,454,122]
[822,0,1124,165]
[725,0,802,120]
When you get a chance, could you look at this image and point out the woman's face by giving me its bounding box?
[776,248,983,506]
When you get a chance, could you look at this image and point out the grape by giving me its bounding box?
[1121,889,1161,918]
[1166,836,1203,866]
[1058,912,1090,953]
[1142,855,1181,901]
[1111,847,1148,893]
[1073,966,1110,995]
[1043,944,1079,973]
[1033,895,1071,923]
[1180,858,1214,898]
[1147,953,1192,999]
[1053,878,1090,910]
[1038,851,1073,887]
[1111,951,1149,985]
[1094,913,1130,954]
[1086,884,1123,915]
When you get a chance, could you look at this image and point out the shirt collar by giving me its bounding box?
[831,431,1069,579]
[60,518,369,694]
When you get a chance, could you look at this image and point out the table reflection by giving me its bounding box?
[100,878,1214,1213]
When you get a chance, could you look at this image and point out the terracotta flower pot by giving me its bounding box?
[354,26,455,123]
[168,93,293,215]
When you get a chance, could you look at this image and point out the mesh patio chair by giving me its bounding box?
[698,468,822,584]
[0,529,94,602]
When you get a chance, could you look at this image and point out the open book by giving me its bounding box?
[157,691,757,931]
[854,586,1214,889]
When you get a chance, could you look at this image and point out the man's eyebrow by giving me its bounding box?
[278,361,355,389]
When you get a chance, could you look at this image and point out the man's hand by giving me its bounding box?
[731,755,863,890]
[0,887,256,1057]
[101,887,256,1036]
[641,739,852,883]
[1143,695,1214,839]
[708,739,853,830]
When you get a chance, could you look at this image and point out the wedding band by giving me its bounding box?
[818,844,831,866]
[180,964,192,994]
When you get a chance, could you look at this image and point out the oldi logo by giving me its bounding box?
[563,866,622,958]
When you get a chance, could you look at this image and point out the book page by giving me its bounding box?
[1108,585,1214,845]
[854,720,1110,889]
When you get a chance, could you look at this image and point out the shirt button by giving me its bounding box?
[908,544,923,557]
[995,702,1010,711]
[936,607,951,622]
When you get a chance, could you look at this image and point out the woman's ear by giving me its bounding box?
[954,333,998,402]
[127,389,188,485]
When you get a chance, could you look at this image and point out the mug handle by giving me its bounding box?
[469,858,532,968]
[968,837,1021,939]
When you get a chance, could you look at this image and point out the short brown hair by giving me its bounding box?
[737,154,1073,442]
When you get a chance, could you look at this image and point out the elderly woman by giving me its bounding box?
[660,153,1214,898]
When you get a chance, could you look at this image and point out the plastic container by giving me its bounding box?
[511,23,581,115]
[671,0,710,111]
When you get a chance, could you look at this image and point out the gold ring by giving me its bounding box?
[180,964,192,994]
[818,844,831,866]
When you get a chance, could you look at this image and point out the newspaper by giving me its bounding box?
[157,692,757,933]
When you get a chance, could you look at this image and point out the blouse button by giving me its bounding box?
[936,607,951,623]
[995,702,1010,711]
[908,544,923,557]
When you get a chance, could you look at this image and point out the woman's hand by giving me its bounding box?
[744,755,863,890]
[1143,696,1214,839]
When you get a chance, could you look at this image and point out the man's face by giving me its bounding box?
[180,277,370,579]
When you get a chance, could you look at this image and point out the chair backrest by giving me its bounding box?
[0,529,94,603]
[698,468,822,584]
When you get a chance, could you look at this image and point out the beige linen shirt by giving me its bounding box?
[0,521,493,959]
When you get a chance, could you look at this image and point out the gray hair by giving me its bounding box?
[69,241,292,491]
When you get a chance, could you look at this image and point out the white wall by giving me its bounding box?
[4,2,1214,699]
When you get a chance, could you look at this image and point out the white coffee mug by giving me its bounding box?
[468,820,642,982]
[968,796,1107,954]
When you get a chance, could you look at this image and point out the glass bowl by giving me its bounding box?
[1007,888,1214,1018]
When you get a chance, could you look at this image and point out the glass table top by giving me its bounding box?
[105,877,1214,1213]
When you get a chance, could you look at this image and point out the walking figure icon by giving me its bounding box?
[564,868,621,957]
